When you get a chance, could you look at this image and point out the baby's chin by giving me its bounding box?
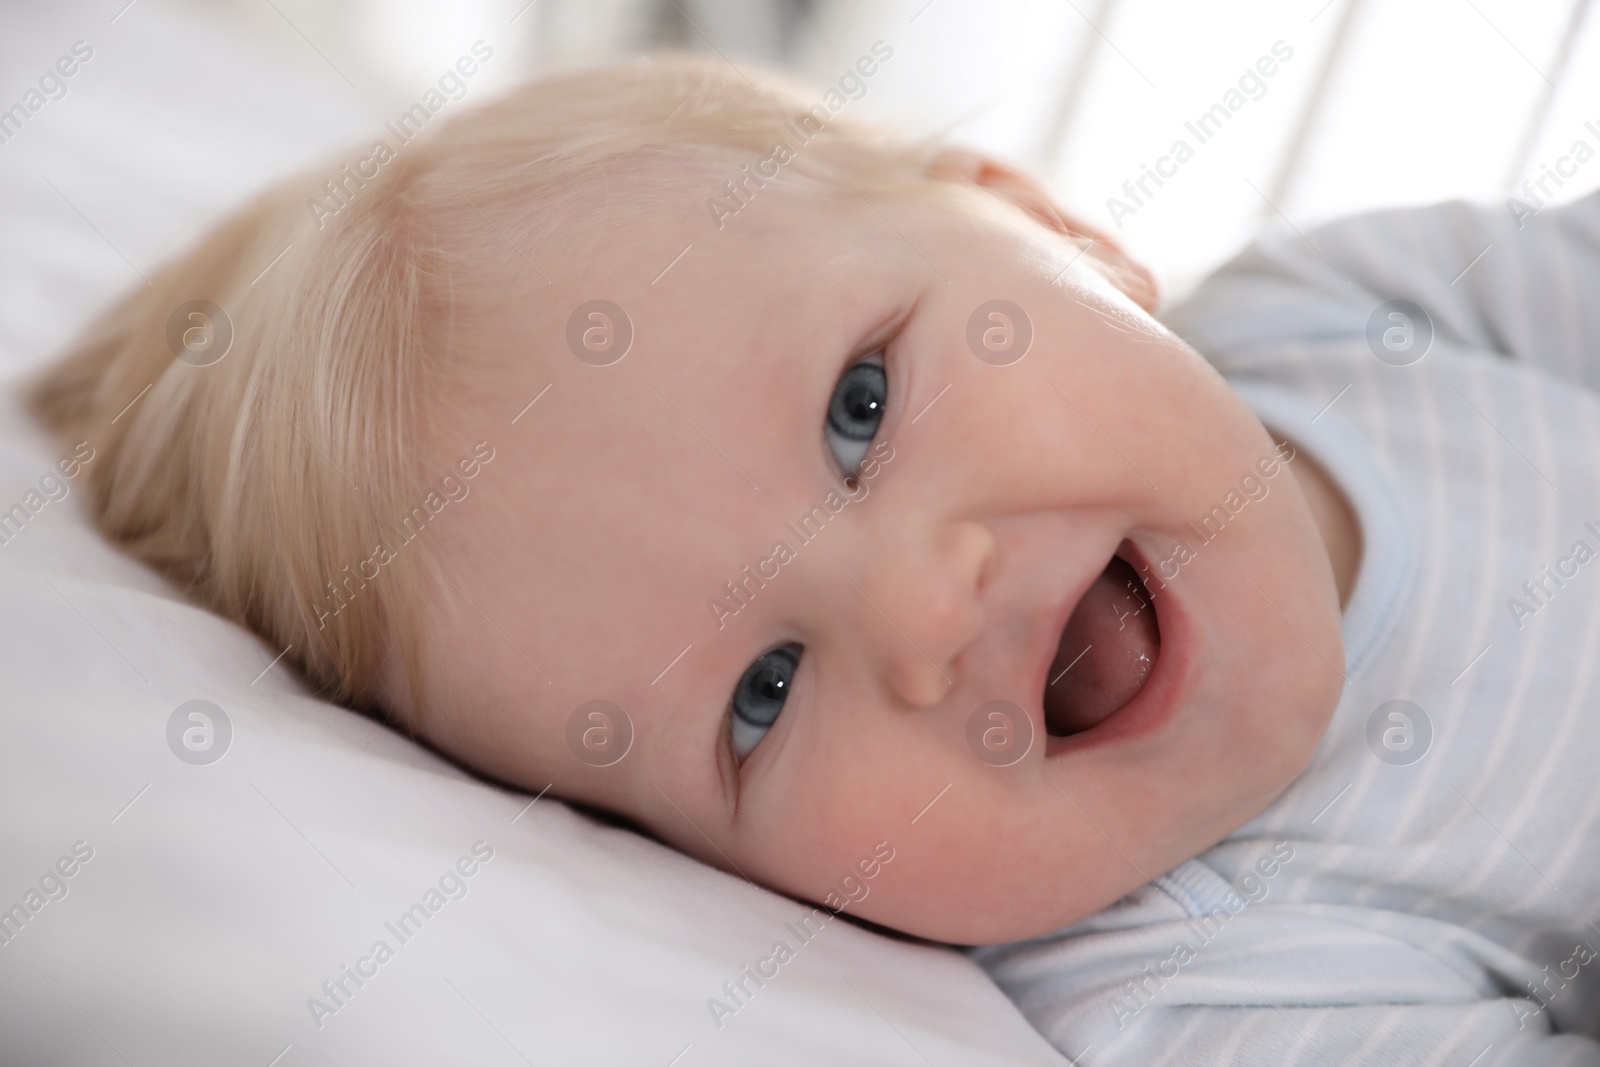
[838,873,1134,948]
[846,643,1338,944]
[839,783,1292,947]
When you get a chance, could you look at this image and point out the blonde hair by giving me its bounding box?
[25,54,955,725]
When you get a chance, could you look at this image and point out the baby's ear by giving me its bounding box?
[927,147,1160,312]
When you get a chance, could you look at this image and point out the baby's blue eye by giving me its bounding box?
[730,643,801,760]
[825,357,886,473]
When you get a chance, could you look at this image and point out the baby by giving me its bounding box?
[28,53,1600,1063]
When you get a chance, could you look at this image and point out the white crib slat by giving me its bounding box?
[1261,0,1369,218]
[1285,0,1571,223]
[1501,0,1592,191]
[1506,0,1600,204]
[1043,0,1349,294]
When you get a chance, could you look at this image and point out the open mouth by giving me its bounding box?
[1042,548,1161,737]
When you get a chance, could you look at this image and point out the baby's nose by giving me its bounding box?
[853,519,995,707]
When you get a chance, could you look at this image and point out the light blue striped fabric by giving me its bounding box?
[972,189,1600,1065]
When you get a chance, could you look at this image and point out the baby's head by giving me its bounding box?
[30,54,1345,945]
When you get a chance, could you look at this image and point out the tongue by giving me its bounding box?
[1043,555,1160,736]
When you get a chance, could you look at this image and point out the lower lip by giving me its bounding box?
[1045,540,1194,753]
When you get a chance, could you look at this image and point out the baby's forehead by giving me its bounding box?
[458,179,1029,526]
[524,228,881,476]
[485,186,901,399]
[438,190,924,663]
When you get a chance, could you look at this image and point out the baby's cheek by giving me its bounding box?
[747,774,907,914]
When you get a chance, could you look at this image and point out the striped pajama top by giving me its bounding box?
[971,188,1600,1065]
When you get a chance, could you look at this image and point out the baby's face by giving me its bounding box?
[417,176,1345,944]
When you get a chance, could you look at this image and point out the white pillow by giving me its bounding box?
[0,3,1067,1063]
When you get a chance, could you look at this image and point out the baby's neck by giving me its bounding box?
[1283,436,1361,609]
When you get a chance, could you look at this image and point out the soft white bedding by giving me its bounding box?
[0,2,1067,1062]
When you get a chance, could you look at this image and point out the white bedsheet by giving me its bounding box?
[0,3,1066,1062]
